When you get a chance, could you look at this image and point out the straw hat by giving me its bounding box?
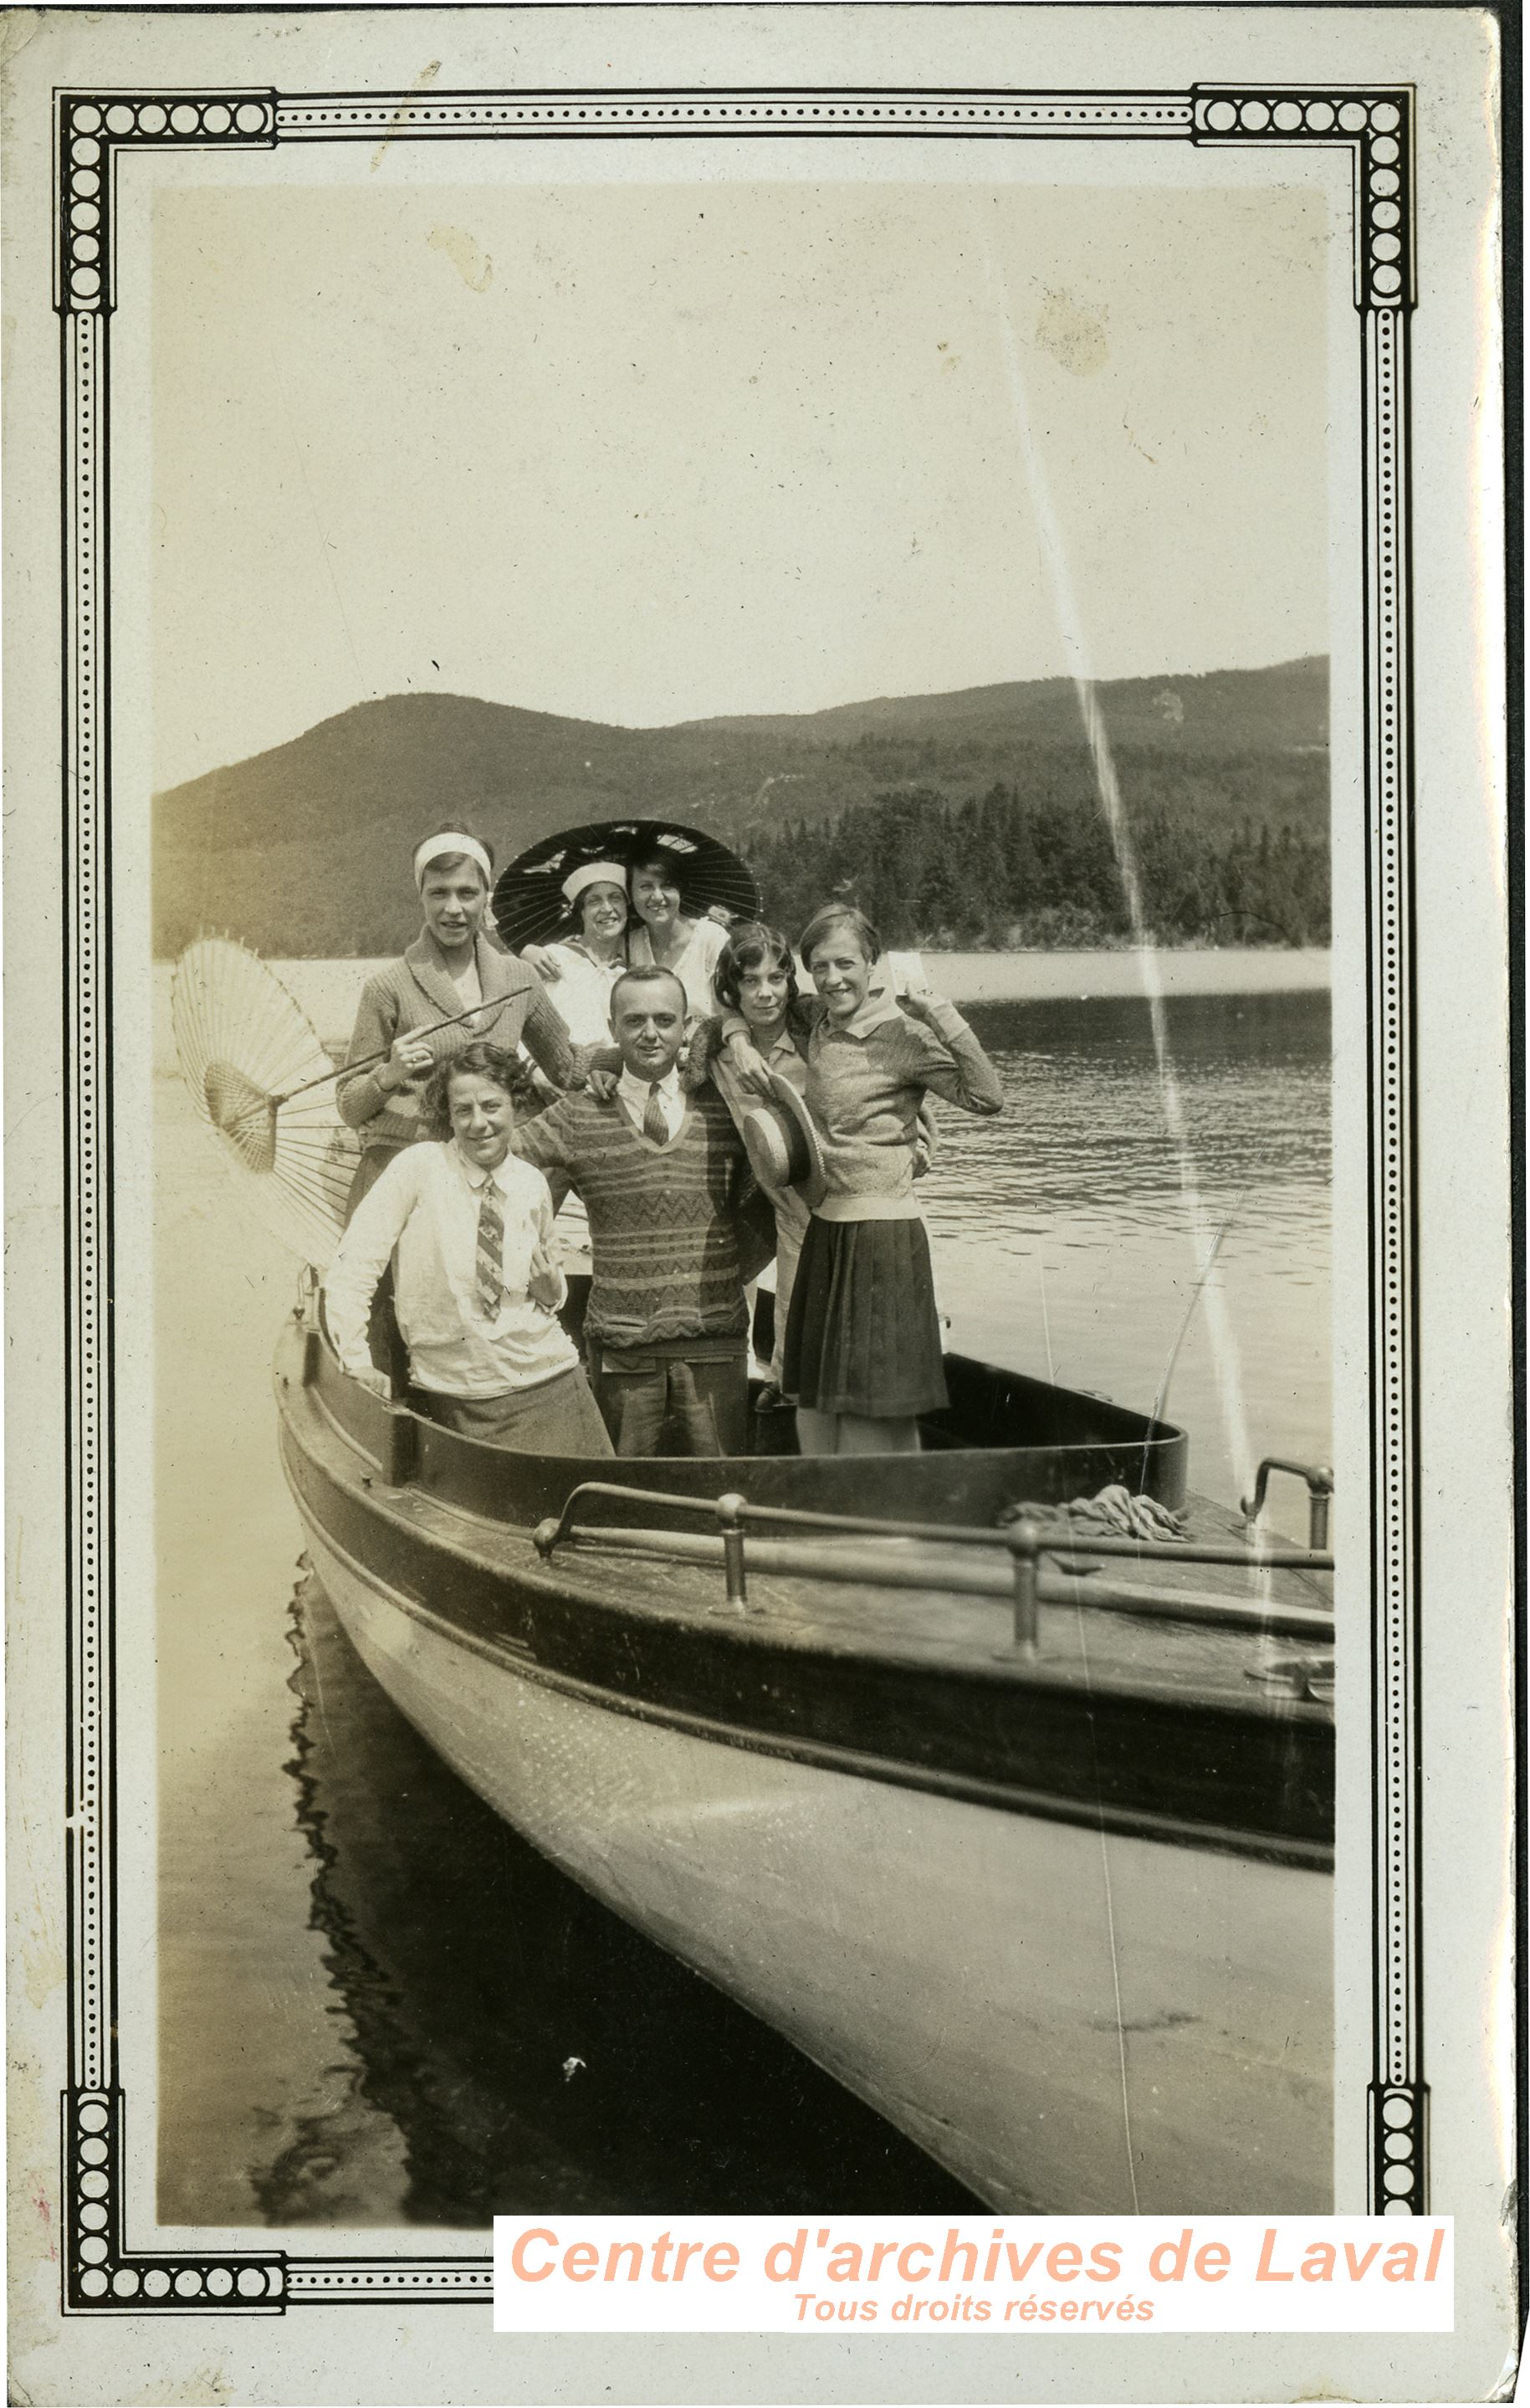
[739,1068,827,1209]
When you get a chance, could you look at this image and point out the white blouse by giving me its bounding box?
[325,1142,575,1401]
[539,940,628,1048]
[628,915,728,1022]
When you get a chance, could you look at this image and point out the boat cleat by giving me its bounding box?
[1245,1651,1335,1704]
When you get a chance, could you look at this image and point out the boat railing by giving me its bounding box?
[1240,1456,1334,1550]
[531,1483,1335,1657]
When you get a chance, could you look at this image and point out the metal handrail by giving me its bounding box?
[531,1482,1336,1656]
[1241,1457,1335,1550]
[531,1481,1333,1570]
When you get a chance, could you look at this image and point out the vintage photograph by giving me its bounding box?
[151,168,1335,2226]
[3,7,1513,2400]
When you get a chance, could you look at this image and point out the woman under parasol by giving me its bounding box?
[525,858,633,1048]
[494,819,762,1032]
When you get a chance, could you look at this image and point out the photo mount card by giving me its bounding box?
[3,4,1515,2403]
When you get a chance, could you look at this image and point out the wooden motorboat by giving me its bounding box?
[274,1291,1333,2215]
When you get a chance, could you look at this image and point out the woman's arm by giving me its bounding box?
[512,1103,576,1212]
[322,1153,422,1383]
[335,976,402,1129]
[895,991,1004,1115]
[681,1014,728,1094]
[519,978,582,1090]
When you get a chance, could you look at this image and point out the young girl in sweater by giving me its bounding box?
[723,903,1003,1457]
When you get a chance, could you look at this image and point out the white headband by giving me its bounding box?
[413,832,493,889]
[562,859,629,906]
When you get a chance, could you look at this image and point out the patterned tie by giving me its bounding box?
[475,1180,504,1316]
[642,1081,669,1146]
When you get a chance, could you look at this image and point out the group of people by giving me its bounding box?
[323,822,1004,1463]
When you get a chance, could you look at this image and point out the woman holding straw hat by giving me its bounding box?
[335,824,586,1222]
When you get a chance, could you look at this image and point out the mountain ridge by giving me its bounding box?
[154,656,1328,957]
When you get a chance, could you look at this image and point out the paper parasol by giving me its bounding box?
[492,818,763,952]
[171,937,360,1266]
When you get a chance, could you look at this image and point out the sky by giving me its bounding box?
[151,172,1328,792]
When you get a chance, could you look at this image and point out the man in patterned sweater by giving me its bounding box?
[514,967,775,1456]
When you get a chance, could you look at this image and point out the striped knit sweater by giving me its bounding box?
[514,1084,775,1351]
[335,930,581,1154]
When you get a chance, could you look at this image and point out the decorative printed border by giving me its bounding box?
[54,78,1420,2308]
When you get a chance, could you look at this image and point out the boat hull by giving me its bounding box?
[300,1512,1332,2213]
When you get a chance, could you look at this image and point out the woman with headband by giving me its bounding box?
[335,824,585,1222]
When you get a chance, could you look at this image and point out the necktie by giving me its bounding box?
[642,1082,669,1146]
[475,1181,504,1316]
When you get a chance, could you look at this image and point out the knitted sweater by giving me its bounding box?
[514,1084,775,1351]
[718,991,1000,1219]
[335,930,581,1154]
[801,994,1001,1217]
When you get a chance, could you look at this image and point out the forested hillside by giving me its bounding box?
[745,771,1330,950]
[153,660,1328,956]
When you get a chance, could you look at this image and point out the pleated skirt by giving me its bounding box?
[783,1213,948,1420]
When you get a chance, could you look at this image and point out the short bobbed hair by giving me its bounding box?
[627,849,695,916]
[798,902,882,971]
[423,1040,537,1136]
[714,920,801,1017]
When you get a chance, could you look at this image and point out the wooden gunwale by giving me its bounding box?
[275,1319,1333,1869]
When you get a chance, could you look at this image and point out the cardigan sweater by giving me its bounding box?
[514,1083,775,1352]
[335,930,582,1154]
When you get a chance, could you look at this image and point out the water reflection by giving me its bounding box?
[274,1571,978,2224]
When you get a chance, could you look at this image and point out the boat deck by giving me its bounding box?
[526,1488,1333,1707]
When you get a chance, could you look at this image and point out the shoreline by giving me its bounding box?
[920,946,1329,1005]
[151,945,1329,1073]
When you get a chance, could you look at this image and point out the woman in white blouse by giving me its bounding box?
[324,1042,613,1456]
[535,859,632,1045]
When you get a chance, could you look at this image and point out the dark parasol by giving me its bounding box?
[492,818,763,953]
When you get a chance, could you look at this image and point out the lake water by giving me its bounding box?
[156,982,1329,2227]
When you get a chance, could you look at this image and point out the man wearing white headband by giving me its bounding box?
[336,826,590,1247]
